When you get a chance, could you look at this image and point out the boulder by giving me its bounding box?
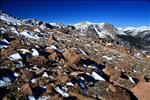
[131,82,150,100]
[63,48,81,64]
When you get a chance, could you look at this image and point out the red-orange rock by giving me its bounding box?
[63,48,81,64]
[131,82,150,100]
[28,56,47,65]
[47,49,65,62]
[138,74,146,82]
[46,48,55,54]
[21,69,33,80]
[104,64,121,78]
[47,35,57,45]
[56,74,69,83]
[21,83,32,96]
[107,84,131,100]
[48,52,58,61]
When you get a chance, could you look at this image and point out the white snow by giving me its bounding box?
[37,96,49,100]
[10,27,19,35]
[123,26,150,32]
[18,49,30,54]
[128,76,136,84]
[122,26,150,36]
[91,72,105,81]
[34,28,41,32]
[74,21,92,29]
[134,53,141,58]
[41,86,47,89]
[133,69,137,73]
[74,21,129,38]
[40,24,46,30]
[31,78,36,83]
[93,25,106,38]
[14,73,20,77]
[83,64,88,67]
[87,65,97,69]
[0,45,8,49]
[80,77,85,80]
[0,12,22,25]
[74,22,117,38]
[0,77,11,87]
[103,56,113,61]
[20,30,40,40]
[42,72,48,78]
[54,86,69,97]
[8,53,22,61]
[62,86,68,91]
[15,61,24,68]
[49,45,57,50]
[2,39,10,44]
[31,48,39,56]
[66,82,75,86]
[94,48,99,52]
[78,48,87,55]
[98,23,117,39]
[0,27,7,33]
[28,96,36,100]
[49,22,65,28]
[106,43,113,46]
[0,39,10,49]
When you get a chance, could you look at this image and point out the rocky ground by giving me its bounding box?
[0,11,150,100]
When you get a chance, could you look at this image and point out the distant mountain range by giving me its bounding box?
[1,10,150,52]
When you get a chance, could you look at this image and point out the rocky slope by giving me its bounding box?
[0,10,150,100]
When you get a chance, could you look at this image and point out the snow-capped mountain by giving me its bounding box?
[122,26,150,37]
[1,10,150,51]
[74,21,126,39]
[49,22,66,28]
[73,21,150,51]
[1,10,149,39]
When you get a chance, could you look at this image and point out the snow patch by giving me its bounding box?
[8,53,22,61]
[103,56,113,61]
[91,72,105,81]
[14,73,20,77]
[66,82,75,86]
[28,96,36,100]
[54,86,69,97]
[42,72,48,78]
[0,77,11,87]
[20,30,40,40]
[31,48,39,56]
[18,49,30,54]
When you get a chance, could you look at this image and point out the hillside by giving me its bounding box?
[0,10,150,100]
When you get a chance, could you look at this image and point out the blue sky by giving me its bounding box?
[1,0,150,27]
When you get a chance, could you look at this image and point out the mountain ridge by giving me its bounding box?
[0,10,150,52]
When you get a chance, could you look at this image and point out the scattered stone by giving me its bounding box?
[1,18,150,100]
